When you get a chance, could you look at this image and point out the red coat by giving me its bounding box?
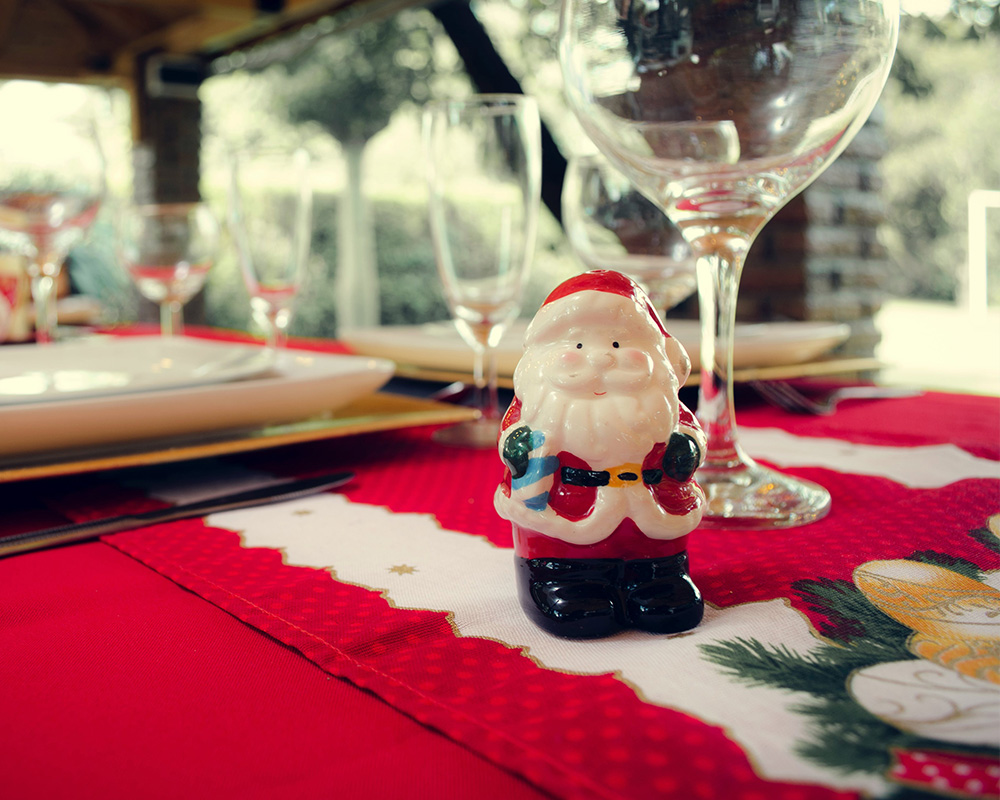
[499,397,703,560]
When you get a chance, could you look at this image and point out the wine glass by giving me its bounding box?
[0,96,104,344]
[228,147,313,349]
[562,151,696,315]
[423,94,542,448]
[119,202,220,336]
[560,0,898,527]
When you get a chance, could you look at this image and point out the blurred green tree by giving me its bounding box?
[276,14,437,330]
[881,10,1000,303]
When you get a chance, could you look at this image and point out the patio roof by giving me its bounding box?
[0,0,412,85]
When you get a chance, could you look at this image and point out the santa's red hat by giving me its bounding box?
[524,269,691,381]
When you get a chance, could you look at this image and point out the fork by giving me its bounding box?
[750,380,922,415]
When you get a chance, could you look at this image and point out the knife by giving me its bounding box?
[0,471,354,559]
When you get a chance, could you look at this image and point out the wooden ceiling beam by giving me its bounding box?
[0,1,24,51]
[0,0,375,84]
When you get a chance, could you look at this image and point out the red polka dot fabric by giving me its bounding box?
[108,517,866,800]
[98,390,999,800]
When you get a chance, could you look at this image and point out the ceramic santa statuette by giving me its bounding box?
[495,270,706,638]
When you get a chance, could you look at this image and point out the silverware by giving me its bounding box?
[0,471,353,558]
[751,380,923,415]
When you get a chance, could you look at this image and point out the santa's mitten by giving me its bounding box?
[663,432,701,482]
[502,425,536,479]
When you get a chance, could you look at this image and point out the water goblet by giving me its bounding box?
[120,202,220,336]
[423,94,542,448]
[228,147,313,349]
[562,152,696,316]
[560,0,898,527]
[0,98,104,344]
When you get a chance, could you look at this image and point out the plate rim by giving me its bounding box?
[341,318,852,374]
[0,346,397,459]
[0,336,280,406]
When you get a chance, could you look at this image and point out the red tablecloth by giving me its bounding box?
[1,334,998,800]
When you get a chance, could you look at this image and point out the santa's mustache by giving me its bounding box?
[518,376,678,466]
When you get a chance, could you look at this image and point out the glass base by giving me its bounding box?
[432,417,501,449]
[696,455,831,530]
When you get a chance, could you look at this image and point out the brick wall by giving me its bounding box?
[738,105,892,360]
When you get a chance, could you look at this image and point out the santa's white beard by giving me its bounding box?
[519,376,678,467]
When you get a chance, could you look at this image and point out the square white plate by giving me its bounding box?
[0,337,277,405]
[0,343,395,458]
[342,318,851,377]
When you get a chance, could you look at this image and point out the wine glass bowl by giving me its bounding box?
[0,103,105,344]
[562,152,696,314]
[120,202,219,337]
[560,0,899,527]
[228,147,314,349]
[423,94,542,447]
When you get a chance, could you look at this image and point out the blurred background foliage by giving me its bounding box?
[199,0,997,340]
[32,0,999,337]
[880,5,1000,303]
[200,1,580,339]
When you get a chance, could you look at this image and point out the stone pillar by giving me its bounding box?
[131,53,208,323]
[132,53,205,203]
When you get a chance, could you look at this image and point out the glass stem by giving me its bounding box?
[28,242,61,345]
[29,270,57,345]
[161,301,183,336]
[469,322,502,422]
[696,247,746,470]
[269,323,287,351]
[482,342,501,421]
[270,309,290,350]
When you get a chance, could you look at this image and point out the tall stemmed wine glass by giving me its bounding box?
[423,94,542,448]
[0,96,105,344]
[562,151,696,315]
[560,0,898,527]
[228,147,314,350]
[120,202,220,336]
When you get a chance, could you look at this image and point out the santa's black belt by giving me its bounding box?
[561,465,664,488]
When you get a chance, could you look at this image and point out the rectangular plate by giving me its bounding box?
[0,345,395,459]
[0,393,478,484]
[342,319,855,377]
[391,356,884,389]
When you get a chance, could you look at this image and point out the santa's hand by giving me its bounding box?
[663,432,701,482]
[502,425,536,479]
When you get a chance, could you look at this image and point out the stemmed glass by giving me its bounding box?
[228,147,314,349]
[0,101,104,344]
[423,94,542,448]
[562,151,696,315]
[119,202,220,336]
[560,0,898,527]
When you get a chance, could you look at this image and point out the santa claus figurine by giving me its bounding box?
[495,270,706,638]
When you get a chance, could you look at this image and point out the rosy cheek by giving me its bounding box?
[558,351,585,371]
[619,348,650,371]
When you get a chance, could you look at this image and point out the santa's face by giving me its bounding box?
[514,291,681,465]
[546,323,657,398]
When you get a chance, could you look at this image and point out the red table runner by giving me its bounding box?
[1,333,997,800]
[101,392,1000,799]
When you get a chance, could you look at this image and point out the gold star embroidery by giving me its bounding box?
[388,564,417,575]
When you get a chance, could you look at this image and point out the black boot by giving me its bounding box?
[515,557,624,638]
[622,553,703,634]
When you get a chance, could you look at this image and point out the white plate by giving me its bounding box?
[342,319,851,377]
[0,337,277,405]
[0,346,395,458]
